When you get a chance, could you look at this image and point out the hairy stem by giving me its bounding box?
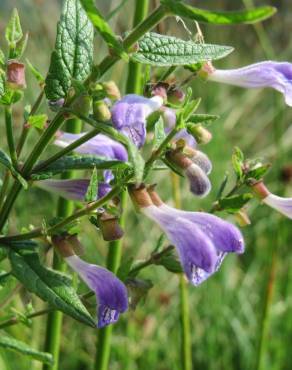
[171,172,192,370]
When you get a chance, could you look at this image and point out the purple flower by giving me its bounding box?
[142,205,218,285]
[162,107,196,147]
[204,61,292,106]
[111,94,163,148]
[35,179,111,201]
[65,255,128,327]
[55,132,128,162]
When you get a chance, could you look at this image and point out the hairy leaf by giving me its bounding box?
[85,167,98,202]
[0,69,5,98]
[187,113,219,125]
[218,193,253,213]
[126,140,145,184]
[31,155,129,179]
[0,335,53,364]
[161,0,276,24]
[45,0,94,101]
[0,149,28,188]
[79,0,127,59]
[5,8,23,45]
[131,32,233,66]
[28,114,48,130]
[9,248,95,326]
[26,59,45,85]
[232,147,244,181]
[246,163,271,181]
[153,117,166,150]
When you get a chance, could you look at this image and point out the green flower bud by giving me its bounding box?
[187,124,212,144]
[93,100,111,122]
[102,81,121,100]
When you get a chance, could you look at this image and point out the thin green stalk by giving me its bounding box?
[43,118,82,370]
[5,105,17,168]
[171,172,192,370]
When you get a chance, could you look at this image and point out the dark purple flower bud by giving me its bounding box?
[184,147,212,175]
[202,61,292,106]
[7,60,26,89]
[111,94,163,148]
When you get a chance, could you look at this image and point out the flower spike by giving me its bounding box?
[54,236,128,328]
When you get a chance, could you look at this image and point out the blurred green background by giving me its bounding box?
[0,1,291,369]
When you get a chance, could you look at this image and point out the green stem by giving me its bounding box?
[5,105,18,168]
[43,118,82,370]
[16,90,45,157]
[94,191,127,370]
[171,172,192,370]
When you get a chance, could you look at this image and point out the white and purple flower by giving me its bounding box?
[130,187,244,286]
[202,61,292,106]
[252,181,292,219]
[111,94,163,148]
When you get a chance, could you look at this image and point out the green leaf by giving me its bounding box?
[26,59,45,85]
[0,271,11,286]
[246,163,271,182]
[0,335,53,364]
[182,96,201,121]
[187,113,219,125]
[117,257,134,281]
[79,0,127,60]
[153,117,166,150]
[0,69,5,98]
[155,248,182,273]
[31,155,129,179]
[232,147,244,181]
[28,114,48,130]
[0,49,5,67]
[13,32,29,59]
[5,8,23,46]
[131,32,233,66]
[126,140,145,184]
[161,0,276,24]
[0,149,28,189]
[0,90,24,106]
[218,193,253,213]
[45,0,94,101]
[85,167,98,202]
[9,248,95,326]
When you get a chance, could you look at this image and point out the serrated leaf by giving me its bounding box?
[161,0,276,24]
[218,193,253,213]
[9,248,95,326]
[31,155,129,179]
[187,113,219,125]
[26,59,45,85]
[0,149,28,188]
[232,147,244,180]
[28,114,48,129]
[79,0,127,60]
[5,8,23,46]
[85,167,98,202]
[0,335,53,364]
[45,0,94,101]
[153,117,166,150]
[131,32,233,66]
